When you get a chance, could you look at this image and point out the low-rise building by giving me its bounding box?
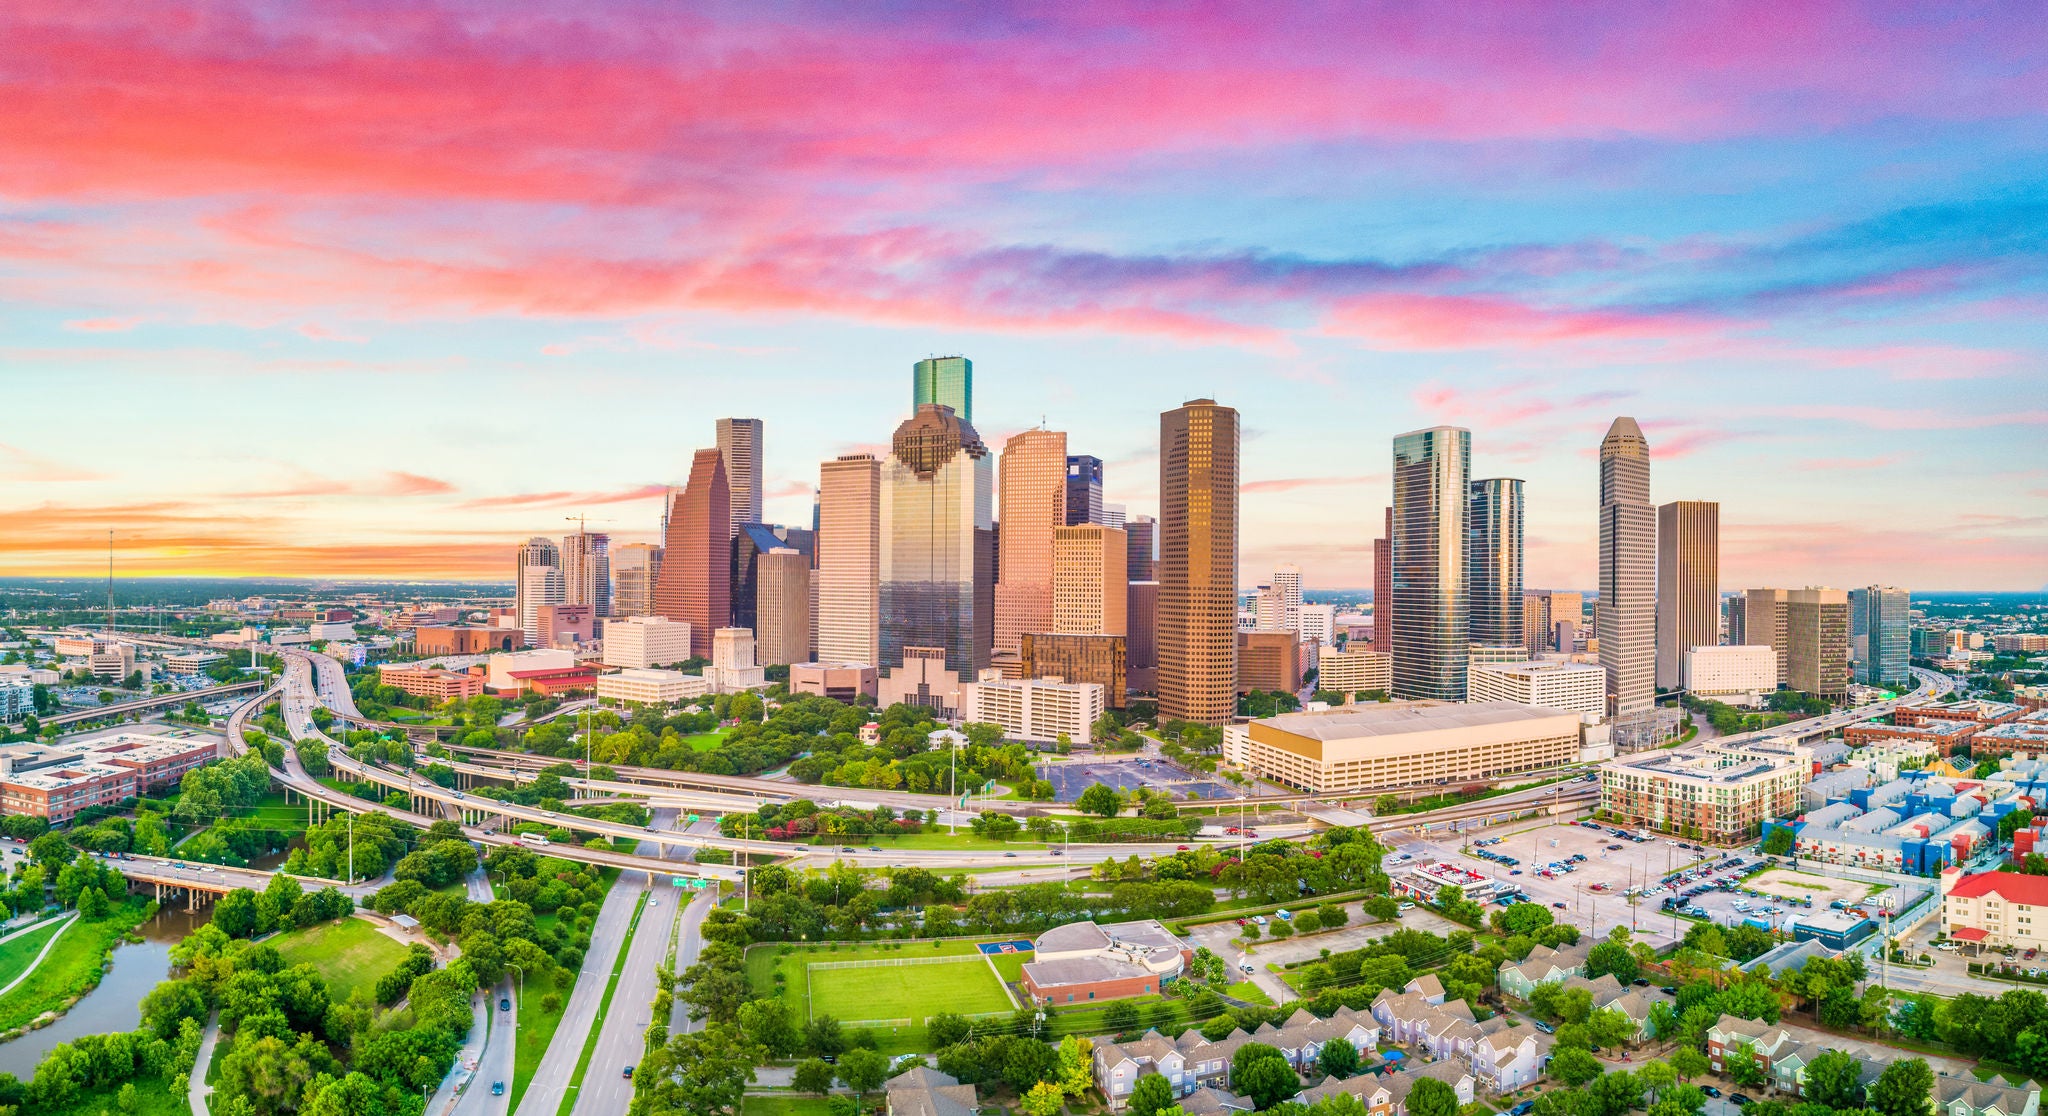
[1495,941,1591,1000]
[1467,660,1606,718]
[1316,649,1392,696]
[376,664,486,702]
[0,733,219,821]
[1020,632,1126,707]
[483,649,597,697]
[1683,645,1777,704]
[963,671,1106,744]
[595,668,710,708]
[1225,701,1582,794]
[789,662,877,702]
[414,625,525,656]
[878,647,966,720]
[1093,1005,1382,1111]
[885,1067,977,1116]
[1237,630,1302,695]
[706,627,768,693]
[1942,868,2048,952]
[1024,919,1188,1006]
[164,651,225,673]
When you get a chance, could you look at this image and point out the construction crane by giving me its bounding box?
[563,515,616,535]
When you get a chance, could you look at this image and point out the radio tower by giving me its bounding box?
[106,530,115,636]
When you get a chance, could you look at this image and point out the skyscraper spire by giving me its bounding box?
[1598,416,1655,716]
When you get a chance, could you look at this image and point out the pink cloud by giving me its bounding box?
[1242,474,1386,494]
[0,444,104,482]
[457,484,669,511]
[63,315,144,332]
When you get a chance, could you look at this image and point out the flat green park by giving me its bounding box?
[270,916,412,1002]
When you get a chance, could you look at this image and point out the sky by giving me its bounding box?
[2,1,2045,591]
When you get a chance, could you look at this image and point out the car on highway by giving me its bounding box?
[840,846,855,852]
[492,1083,504,1096]
[1049,849,1062,855]
[1176,845,1191,851]
[1004,851,1017,857]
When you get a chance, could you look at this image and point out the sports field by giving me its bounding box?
[749,940,1015,1024]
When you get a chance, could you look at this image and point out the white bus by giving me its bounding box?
[517,832,551,848]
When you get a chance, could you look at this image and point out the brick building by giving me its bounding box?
[414,626,525,655]
[0,733,219,821]
[376,664,487,701]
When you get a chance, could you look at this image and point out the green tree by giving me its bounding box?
[1077,783,1123,817]
[1638,1060,1675,1102]
[1762,828,1794,856]
[1407,1076,1460,1116]
[1803,1049,1865,1110]
[1318,1039,1360,1079]
[1549,1047,1603,1086]
[1868,1058,1934,1116]
[838,1048,891,1100]
[738,998,802,1058]
[793,1059,835,1097]
[806,1015,846,1056]
[1669,1047,1707,1082]
[1725,1042,1765,1087]
[1021,1081,1066,1116]
[1130,1073,1177,1116]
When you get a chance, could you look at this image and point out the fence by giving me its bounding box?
[807,954,993,971]
[836,1008,1014,1030]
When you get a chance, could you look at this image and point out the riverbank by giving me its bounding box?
[0,896,156,1038]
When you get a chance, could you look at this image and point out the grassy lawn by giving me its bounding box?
[988,951,1029,983]
[681,731,727,752]
[0,897,152,1033]
[35,1075,188,1116]
[1225,981,1273,1005]
[0,916,73,991]
[744,1096,839,1116]
[270,917,411,1002]
[747,939,1014,1026]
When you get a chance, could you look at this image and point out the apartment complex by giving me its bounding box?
[1467,660,1607,718]
[0,734,219,821]
[1390,427,1471,700]
[1599,741,1812,842]
[1223,701,1581,794]
[1942,869,2048,952]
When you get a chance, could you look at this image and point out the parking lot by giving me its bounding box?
[1038,757,1238,803]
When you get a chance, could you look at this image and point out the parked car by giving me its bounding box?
[1731,1095,1753,1107]
[499,998,510,1011]
[1533,1021,1555,1034]
[1701,1087,1721,1098]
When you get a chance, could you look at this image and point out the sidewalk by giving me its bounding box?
[188,1012,220,1116]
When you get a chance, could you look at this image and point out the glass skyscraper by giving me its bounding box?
[1850,585,1910,687]
[1467,477,1524,650]
[1065,455,1104,525]
[1391,427,1471,700]
[912,356,973,424]
[880,404,995,675]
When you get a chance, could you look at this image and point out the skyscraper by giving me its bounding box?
[1390,427,1471,700]
[1787,588,1851,699]
[1656,500,1720,691]
[611,543,664,617]
[1371,507,1393,654]
[1597,417,1655,715]
[560,530,612,617]
[715,418,765,537]
[515,537,564,644]
[815,453,881,665]
[757,548,812,667]
[994,429,1067,654]
[880,404,995,675]
[1271,563,1303,633]
[733,523,814,633]
[1523,590,1582,654]
[1850,585,1910,687]
[1125,515,1156,581]
[653,449,730,659]
[1467,479,1524,650]
[912,356,973,423]
[1158,399,1239,726]
[1065,455,1104,526]
[1744,587,1791,685]
[1052,524,1128,635]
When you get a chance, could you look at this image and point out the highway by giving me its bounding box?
[42,679,265,727]
[571,808,693,1116]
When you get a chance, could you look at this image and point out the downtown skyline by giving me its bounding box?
[1,3,2044,589]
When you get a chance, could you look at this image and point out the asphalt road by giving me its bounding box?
[515,874,641,1116]
[453,868,515,1116]
[574,812,693,1116]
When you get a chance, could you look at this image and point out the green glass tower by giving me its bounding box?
[912,356,973,423]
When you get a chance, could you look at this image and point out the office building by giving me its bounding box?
[1468,660,1607,718]
[912,355,973,422]
[1126,581,1159,694]
[816,453,882,666]
[1125,515,1156,581]
[1743,588,1791,686]
[654,449,731,659]
[1271,563,1304,633]
[1317,648,1393,696]
[515,537,565,645]
[1020,633,1126,706]
[707,627,768,692]
[1251,585,1284,631]
[1238,630,1302,695]
[1391,427,1471,701]
[375,665,485,702]
[560,530,612,617]
[596,668,709,708]
[413,625,524,655]
[789,662,879,702]
[603,615,694,670]
[715,417,765,536]
[1850,586,1911,687]
[963,671,1107,744]
[732,522,814,634]
[756,548,812,667]
[994,429,1067,654]
[537,603,594,649]
[1467,478,1524,653]
[1223,701,1581,794]
[877,645,967,719]
[880,404,995,676]
[1299,603,1336,647]
[1372,506,1393,654]
[1656,501,1719,692]
[1597,417,1656,715]
[1725,593,1747,645]
[1052,524,1128,636]
[1066,455,1104,526]
[1684,645,1777,703]
[1787,588,1851,700]
[483,649,596,696]
[1158,399,1239,726]
[1102,503,1127,530]
[1599,741,1812,843]
[1523,591,1582,655]
[612,543,664,617]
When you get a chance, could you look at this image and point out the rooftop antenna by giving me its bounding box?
[106,530,114,637]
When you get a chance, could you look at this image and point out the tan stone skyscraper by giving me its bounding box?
[653,449,730,659]
[1597,417,1655,715]
[993,428,1067,654]
[611,543,663,617]
[756,547,812,666]
[1744,587,1791,685]
[1159,399,1239,726]
[1053,524,1128,635]
[1656,500,1719,690]
[815,453,881,665]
